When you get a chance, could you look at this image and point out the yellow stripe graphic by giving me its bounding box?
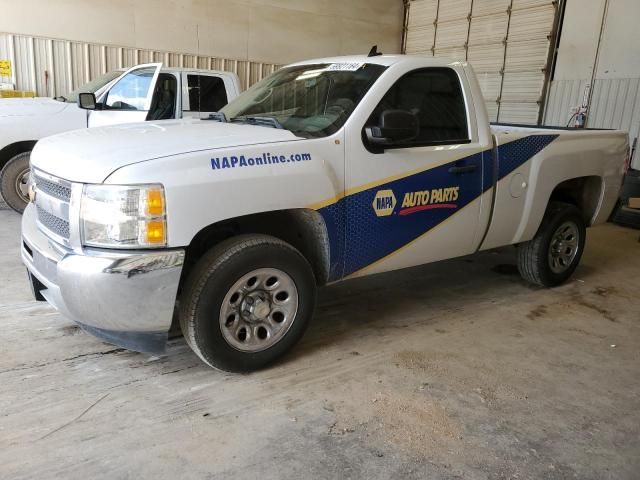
[306,148,487,210]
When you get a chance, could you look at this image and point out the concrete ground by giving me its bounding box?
[1,204,639,480]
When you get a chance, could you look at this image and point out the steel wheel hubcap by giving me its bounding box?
[219,268,298,352]
[16,168,30,203]
[548,221,579,274]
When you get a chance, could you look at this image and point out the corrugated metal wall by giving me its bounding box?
[542,0,640,169]
[404,0,559,124]
[544,78,640,167]
[0,32,281,96]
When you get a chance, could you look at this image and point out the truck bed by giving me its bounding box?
[479,122,629,251]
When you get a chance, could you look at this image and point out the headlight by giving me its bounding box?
[80,184,167,248]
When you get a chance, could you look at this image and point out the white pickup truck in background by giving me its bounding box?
[21,54,629,372]
[0,63,241,212]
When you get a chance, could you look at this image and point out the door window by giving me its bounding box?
[366,68,470,147]
[104,67,156,111]
[187,75,228,112]
[147,74,178,120]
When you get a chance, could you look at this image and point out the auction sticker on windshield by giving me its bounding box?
[325,63,364,71]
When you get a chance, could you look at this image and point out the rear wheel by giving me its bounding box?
[179,234,316,372]
[0,151,31,213]
[517,202,586,287]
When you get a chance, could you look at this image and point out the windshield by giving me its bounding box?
[57,70,123,103]
[220,63,386,138]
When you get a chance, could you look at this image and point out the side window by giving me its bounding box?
[366,68,469,146]
[104,67,156,111]
[147,73,178,120]
[187,75,228,112]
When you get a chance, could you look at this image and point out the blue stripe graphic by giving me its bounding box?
[318,134,558,280]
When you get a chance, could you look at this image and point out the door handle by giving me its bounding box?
[448,164,477,174]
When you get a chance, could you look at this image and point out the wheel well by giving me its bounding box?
[182,209,331,287]
[0,141,37,170]
[548,176,602,224]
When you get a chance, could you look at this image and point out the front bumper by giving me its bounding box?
[21,203,185,354]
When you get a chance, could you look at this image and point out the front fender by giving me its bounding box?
[0,104,86,159]
[104,134,346,248]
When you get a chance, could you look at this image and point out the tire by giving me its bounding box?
[0,151,31,214]
[517,202,586,287]
[179,234,316,372]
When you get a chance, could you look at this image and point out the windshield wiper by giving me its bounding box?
[231,115,284,129]
[204,112,227,122]
[54,96,67,102]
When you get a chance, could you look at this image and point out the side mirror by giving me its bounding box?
[365,109,419,146]
[78,92,98,110]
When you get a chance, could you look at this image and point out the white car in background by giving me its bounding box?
[0,63,241,212]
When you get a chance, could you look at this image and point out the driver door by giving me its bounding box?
[342,66,488,278]
[88,63,162,128]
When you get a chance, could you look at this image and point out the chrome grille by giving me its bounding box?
[33,170,72,243]
[34,176,71,201]
[36,206,70,239]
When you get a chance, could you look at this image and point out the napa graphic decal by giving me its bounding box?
[339,151,484,279]
[317,134,559,281]
[211,152,312,170]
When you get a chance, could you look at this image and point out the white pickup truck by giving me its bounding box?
[0,63,240,212]
[21,54,629,372]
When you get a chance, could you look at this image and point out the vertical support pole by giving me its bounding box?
[47,38,55,97]
[584,0,610,128]
[496,0,514,123]
[66,41,73,92]
[8,34,17,88]
[465,0,475,61]
[538,0,564,125]
[101,45,107,74]
[432,0,440,57]
[83,43,90,83]
[29,36,37,94]
[401,0,410,54]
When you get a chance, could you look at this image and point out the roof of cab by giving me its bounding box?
[113,67,236,76]
[289,54,462,68]
[160,67,234,76]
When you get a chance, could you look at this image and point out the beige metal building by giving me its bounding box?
[0,0,403,93]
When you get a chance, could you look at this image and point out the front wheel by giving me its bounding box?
[0,151,31,214]
[517,202,586,287]
[179,234,316,372]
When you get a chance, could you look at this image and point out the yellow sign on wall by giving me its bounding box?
[0,60,12,77]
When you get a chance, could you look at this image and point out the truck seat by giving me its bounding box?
[148,74,177,121]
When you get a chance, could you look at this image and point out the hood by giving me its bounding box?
[31,118,303,183]
[0,97,69,117]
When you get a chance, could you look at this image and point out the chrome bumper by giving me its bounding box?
[21,203,185,353]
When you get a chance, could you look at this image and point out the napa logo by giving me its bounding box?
[372,189,397,217]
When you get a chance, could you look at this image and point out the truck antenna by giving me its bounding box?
[368,45,382,57]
